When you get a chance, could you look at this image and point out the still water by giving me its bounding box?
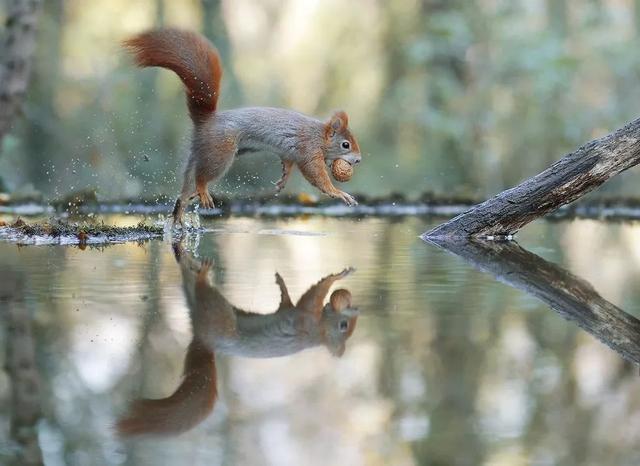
[2,216,640,466]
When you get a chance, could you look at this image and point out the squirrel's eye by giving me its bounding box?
[341,141,350,150]
[339,320,349,331]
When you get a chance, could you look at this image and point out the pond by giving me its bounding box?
[2,215,640,466]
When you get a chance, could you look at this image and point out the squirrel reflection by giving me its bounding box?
[117,242,358,437]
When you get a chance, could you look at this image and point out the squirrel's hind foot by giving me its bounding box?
[198,191,215,209]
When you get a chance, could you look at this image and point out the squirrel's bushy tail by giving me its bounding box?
[123,28,222,124]
[116,340,217,437]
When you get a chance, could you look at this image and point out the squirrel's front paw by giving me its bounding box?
[338,191,358,206]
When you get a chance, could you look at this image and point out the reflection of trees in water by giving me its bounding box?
[425,237,640,464]
[5,218,640,464]
[120,241,175,466]
[370,220,491,464]
[32,247,121,465]
[413,239,498,465]
[2,268,44,466]
[414,273,487,466]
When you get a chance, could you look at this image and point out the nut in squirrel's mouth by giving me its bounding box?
[327,159,353,166]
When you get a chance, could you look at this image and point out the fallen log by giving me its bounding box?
[422,117,640,239]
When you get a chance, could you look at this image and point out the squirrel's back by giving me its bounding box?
[206,107,324,157]
[123,28,222,124]
[212,309,323,358]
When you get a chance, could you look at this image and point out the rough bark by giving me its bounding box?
[422,116,640,239]
[425,238,640,365]
[0,0,42,149]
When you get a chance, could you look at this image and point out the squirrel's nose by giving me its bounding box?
[354,158,361,164]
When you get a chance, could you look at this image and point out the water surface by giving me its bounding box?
[2,216,640,466]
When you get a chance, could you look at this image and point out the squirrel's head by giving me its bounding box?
[323,111,362,166]
[321,289,359,357]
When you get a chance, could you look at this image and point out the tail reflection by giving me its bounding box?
[116,339,217,436]
[117,242,358,437]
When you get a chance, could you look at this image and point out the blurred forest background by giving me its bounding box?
[2,0,640,201]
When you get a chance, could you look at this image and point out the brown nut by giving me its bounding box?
[331,159,353,182]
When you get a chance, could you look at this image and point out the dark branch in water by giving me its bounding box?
[425,238,640,365]
[423,116,640,239]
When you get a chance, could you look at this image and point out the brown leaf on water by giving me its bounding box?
[297,192,318,205]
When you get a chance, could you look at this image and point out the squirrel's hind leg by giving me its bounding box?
[172,192,198,226]
[274,160,294,192]
[194,144,236,210]
[196,176,215,209]
[173,160,198,226]
[172,198,185,226]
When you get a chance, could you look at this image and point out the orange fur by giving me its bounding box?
[324,111,360,153]
[298,152,352,204]
[123,28,222,124]
[116,340,217,437]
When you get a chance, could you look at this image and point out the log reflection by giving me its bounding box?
[425,238,640,365]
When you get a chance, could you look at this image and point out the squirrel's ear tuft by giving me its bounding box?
[328,111,349,131]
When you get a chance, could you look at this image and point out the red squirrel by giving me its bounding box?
[123,28,362,225]
[116,243,358,436]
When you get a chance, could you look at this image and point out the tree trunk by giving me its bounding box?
[422,116,640,239]
[426,238,640,365]
[23,0,63,185]
[0,0,42,150]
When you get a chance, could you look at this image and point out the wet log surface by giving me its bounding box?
[425,238,640,365]
[423,117,640,239]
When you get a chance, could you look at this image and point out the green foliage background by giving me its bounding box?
[2,0,640,201]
